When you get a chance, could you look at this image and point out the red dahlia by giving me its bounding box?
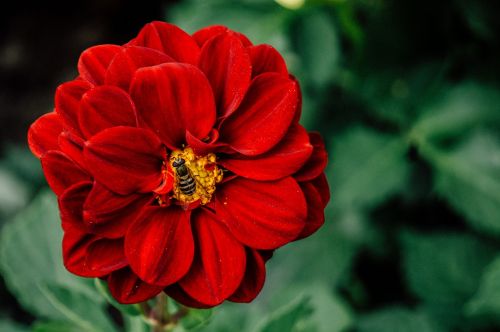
[27,21,329,307]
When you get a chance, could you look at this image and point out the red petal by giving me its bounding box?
[133,21,200,65]
[41,151,89,196]
[84,182,152,238]
[105,46,173,91]
[85,238,128,276]
[234,32,252,47]
[83,126,164,195]
[165,284,214,309]
[125,207,194,286]
[294,132,328,182]
[78,45,122,85]
[220,124,312,180]
[229,249,266,303]
[220,73,299,156]
[215,177,307,249]
[153,162,174,195]
[58,130,86,169]
[79,86,138,138]
[193,25,252,47]
[192,25,228,46]
[185,128,229,156]
[310,173,330,208]
[58,181,92,232]
[130,63,216,149]
[28,112,63,158]
[62,226,98,277]
[55,80,93,135]
[291,75,302,122]
[296,181,325,240]
[108,268,164,304]
[198,32,252,118]
[249,45,288,77]
[179,210,246,305]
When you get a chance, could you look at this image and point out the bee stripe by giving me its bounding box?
[173,158,197,196]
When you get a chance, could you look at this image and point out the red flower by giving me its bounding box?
[28,22,329,307]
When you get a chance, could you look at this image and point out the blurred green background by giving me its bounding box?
[2,0,500,331]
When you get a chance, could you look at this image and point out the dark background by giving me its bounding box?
[0,0,173,144]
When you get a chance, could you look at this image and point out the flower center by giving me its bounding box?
[169,147,223,205]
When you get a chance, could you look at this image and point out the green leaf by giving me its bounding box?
[400,231,496,306]
[0,191,116,332]
[431,132,500,236]
[180,308,213,331]
[267,227,357,291]
[356,307,442,332]
[293,9,340,88]
[466,255,500,317]
[307,284,353,332]
[124,316,150,332]
[188,301,259,332]
[419,304,462,332]
[0,145,44,185]
[346,63,447,128]
[169,0,289,48]
[0,166,30,217]
[0,319,30,332]
[32,321,83,332]
[249,283,352,332]
[412,83,500,143]
[40,284,116,332]
[254,296,313,332]
[328,126,410,211]
[335,2,364,54]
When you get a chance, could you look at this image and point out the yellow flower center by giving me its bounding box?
[170,147,223,205]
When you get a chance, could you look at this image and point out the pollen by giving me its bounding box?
[170,147,223,205]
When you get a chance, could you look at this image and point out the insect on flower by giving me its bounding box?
[172,158,196,196]
[27,21,330,307]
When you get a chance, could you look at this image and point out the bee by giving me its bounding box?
[172,158,196,195]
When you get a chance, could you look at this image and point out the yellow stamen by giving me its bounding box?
[170,147,223,205]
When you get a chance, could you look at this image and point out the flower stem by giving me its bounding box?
[139,301,152,316]
[143,293,190,332]
[152,293,169,332]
